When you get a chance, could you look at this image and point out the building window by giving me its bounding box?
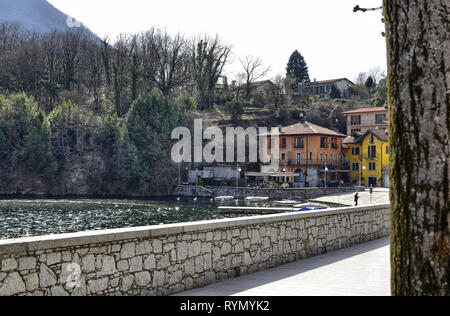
[296,153,302,165]
[335,154,339,161]
[351,115,361,126]
[368,146,377,158]
[331,138,338,149]
[320,137,328,149]
[330,154,333,161]
[386,146,389,154]
[325,153,328,162]
[370,135,375,144]
[352,162,359,171]
[319,86,324,94]
[369,162,376,171]
[281,153,286,161]
[320,153,323,161]
[310,152,312,161]
[352,147,360,156]
[376,114,386,124]
[280,138,286,148]
[294,137,304,149]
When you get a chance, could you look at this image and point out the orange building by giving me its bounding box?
[260,118,349,187]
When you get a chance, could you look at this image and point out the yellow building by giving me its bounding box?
[343,129,390,188]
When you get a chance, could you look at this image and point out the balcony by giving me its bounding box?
[349,119,388,127]
[265,159,350,170]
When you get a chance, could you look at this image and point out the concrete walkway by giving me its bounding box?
[311,189,390,207]
[175,237,391,296]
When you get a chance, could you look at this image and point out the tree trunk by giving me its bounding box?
[384,0,449,295]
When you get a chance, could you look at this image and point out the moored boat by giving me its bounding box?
[214,196,235,202]
[273,197,306,206]
[244,196,269,202]
[289,203,328,212]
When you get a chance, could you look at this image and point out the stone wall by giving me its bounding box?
[0,204,390,296]
[173,185,364,200]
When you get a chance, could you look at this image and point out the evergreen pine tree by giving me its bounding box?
[113,62,121,115]
[0,127,7,166]
[21,111,58,176]
[127,92,181,184]
[118,126,142,189]
[286,50,310,89]
[130,50,141,103]
[102,39,111,86]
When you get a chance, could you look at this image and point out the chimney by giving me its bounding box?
[299,111,306,123]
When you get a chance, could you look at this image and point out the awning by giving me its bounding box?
[245,172,301,177]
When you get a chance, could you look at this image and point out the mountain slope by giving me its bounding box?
[0,0,99,39]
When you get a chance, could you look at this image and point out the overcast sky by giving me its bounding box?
[48,0,387,82]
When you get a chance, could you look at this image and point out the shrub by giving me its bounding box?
[224,99,244,123]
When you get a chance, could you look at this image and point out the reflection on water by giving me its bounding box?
[0,199,249,240]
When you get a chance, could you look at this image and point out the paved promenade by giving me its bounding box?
[176,237,390,296]
[311,188,390,207]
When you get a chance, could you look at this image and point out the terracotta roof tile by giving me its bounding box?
[343,107,388,115]
[278,122,346,137]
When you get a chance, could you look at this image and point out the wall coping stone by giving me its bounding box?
[0,203,390,255]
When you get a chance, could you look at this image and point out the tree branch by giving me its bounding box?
[353,5,382,13]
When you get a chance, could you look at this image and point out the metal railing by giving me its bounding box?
[349,119,388,126]
[271,159,350,169]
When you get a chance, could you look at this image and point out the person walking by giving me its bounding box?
[354,192,359,206]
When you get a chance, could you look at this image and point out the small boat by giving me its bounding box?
[214,196,235,202]
[289,203,328,212]
[245,196,269,202]
[273,197,306,206]
[273,200,300,206]
[288,196,306,202]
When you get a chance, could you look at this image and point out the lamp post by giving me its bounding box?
[236,165,242,197]
[236,166,242,190]
[195,168,199,189]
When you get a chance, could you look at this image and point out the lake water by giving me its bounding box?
[0,199,251,240]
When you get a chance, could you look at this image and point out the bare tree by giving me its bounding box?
[384,0,449,296]
[355,72,368,85]
[268,74,286,108]
[239,55,270,99]
[142,29,191,97]
[190,35,231,110]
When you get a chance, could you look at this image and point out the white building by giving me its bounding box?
[302,78,355,99]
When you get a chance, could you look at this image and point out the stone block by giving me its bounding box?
[177,242,188,261]
[120,243,136,259]
[0,272,25,296]
[88,278,108,294]
[136,241,152,255]
[143,255,156,270]
[18,257,36,271]
[129,257,143,273]
[135,271,151,287]
[39,264,57,288]
[46,252,62,266]
[24,273,39,292]
[1,258,17,272]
